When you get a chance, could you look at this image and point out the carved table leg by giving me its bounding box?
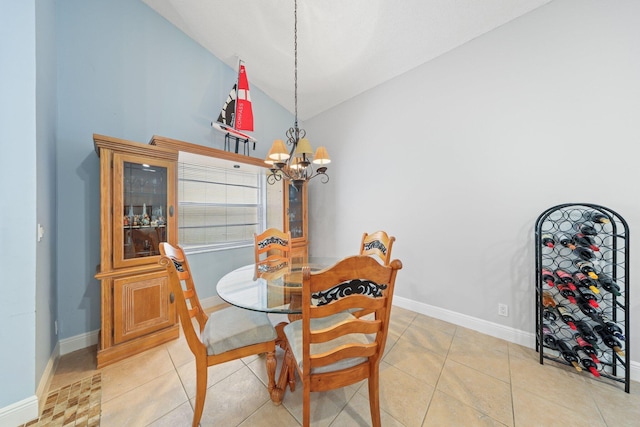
[274,322,288,350]
[266,349,276,398]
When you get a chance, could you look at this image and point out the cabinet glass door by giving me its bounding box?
[114,153,174,268]
[287,181,305,239]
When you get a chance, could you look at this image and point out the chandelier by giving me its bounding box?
[265,0,330,185]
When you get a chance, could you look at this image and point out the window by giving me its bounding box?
[177,151,276,253]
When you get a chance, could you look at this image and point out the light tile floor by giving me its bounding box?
[49,307,640,426]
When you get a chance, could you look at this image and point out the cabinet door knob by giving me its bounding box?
[169,205,174,217]
[169,292,175,303]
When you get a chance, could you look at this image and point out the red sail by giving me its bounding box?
[234,64,254,131]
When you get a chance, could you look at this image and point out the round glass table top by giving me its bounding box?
[216,257,336,314]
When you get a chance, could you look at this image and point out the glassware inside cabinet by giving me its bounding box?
[288,181,304,239]
[122,161,168,259]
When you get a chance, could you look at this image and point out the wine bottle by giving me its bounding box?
[572,233,600,252]
[575,287,600,308]
[573,336,600,363]
[597,274,622,296]
[542,291,557,308]
[573,260,599,280]
[543,307,557,322]
[554,269,577,290]
[573,222,598,236]
[556,339,582,371]
[593,325,625,356]
[542,328,559,350]
[541,233,555,248]
[576,297,601,320]
[557,283,577,304]
[574,333,600,356]
[575,348,600,377]
[556,234,576,250]
[603,321,625,341]
[572,272,600,294]
[556,305,577,330]
[541,268,555,287]
[573,246,596,261]
[583,211,610,224]
[574,321,599,348]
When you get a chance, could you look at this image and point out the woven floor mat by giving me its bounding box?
[21,373,101,427]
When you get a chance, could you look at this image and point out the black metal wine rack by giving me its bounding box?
[535,203,630,392]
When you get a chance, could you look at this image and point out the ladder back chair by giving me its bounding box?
[254,228,292,268]
[355,231,396,318]
[282,255,402,427]
[360,230,396,266]
[159,242,277,427]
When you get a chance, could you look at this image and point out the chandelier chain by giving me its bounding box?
[294,0,298,129]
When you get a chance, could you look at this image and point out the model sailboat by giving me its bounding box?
[211,60,257,148]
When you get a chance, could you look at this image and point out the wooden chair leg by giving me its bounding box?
[266,350,276,395]
[302,385,311,427]
[193,360,208,427]
[286,349,296,391]
[368,367,381,427]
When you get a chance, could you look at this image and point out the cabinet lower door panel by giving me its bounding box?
[113,271,175,344]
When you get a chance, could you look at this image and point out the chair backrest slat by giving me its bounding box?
[310,319,382,343]
[187,306,200,319]
[310,295,385,316]
[311,344,378,368]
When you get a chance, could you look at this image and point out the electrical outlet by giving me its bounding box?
[498,304,508,317]
[37,223,45,242]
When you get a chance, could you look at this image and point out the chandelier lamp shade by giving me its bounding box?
[265,0,330,185]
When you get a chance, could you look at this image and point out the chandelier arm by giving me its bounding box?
[307,169,330,184]
[266,172,282,185]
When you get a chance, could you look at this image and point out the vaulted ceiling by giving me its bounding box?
[142,0,552,120]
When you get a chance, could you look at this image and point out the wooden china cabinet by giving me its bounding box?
[284,180,309,261]
[93,134,179,368]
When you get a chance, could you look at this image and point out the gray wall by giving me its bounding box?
[307,0,640,361]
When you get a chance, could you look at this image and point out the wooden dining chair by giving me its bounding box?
[282,255,402,427]
[254,227,292,268]
[159,242,277,427]
[360,230,396,266]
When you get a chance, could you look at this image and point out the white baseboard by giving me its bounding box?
[0,395,39,427]
[60,329,99,356]
[392,296,640,383]
[0,342,60,426]
[201,295,226,309]
[0,333,97,426]
[35,341,60,414]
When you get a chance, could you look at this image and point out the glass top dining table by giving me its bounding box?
[216,257,337,314]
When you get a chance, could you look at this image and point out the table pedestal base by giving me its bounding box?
[269,322,297,405]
